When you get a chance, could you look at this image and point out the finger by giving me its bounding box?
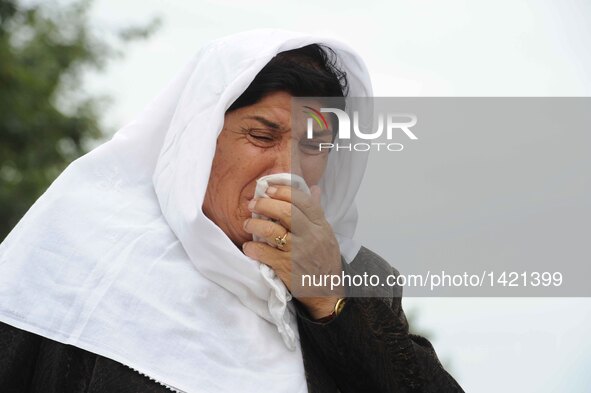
[265,185,291,202]
[243,218,292,251]
[267,185,324,224]
[310,185,322,206]
[249,197,314,235]
[249,197,292,229]
[242,241,291,285]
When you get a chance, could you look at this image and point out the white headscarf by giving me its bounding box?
[0,29,373,393]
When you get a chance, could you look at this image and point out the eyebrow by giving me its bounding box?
[244,115,288,132]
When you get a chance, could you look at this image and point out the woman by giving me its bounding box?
[0,29,464,392]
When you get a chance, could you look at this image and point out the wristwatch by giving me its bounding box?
[314,297,347,323]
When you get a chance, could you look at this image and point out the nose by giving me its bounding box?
[269,138,304,177]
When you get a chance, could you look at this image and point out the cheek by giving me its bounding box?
[210,142,271,204]
[210,136,248,182]
[301,155,329,186]
[204,137,246,211]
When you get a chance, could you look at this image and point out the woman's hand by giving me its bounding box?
[242,185,344,320]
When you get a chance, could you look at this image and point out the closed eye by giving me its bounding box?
[251,133,274,142]
[300,139,331,155]
[242,127,278,146]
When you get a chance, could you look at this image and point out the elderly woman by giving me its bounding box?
[0,29,463,392]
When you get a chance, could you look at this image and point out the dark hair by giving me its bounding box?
[227,44,348,112]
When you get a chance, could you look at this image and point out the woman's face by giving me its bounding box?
[202,91,332,247]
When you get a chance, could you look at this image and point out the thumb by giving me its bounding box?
[310,185,322,207]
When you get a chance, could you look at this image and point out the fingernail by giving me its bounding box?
[243,219,250,230]
[248,199,256,211]
[242,242,249,252]
[266,186,277,195]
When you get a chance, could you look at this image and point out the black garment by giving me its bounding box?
[294,247,464,393]
[0,247,464,392]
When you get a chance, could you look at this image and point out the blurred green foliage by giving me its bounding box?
[0,0,159,240]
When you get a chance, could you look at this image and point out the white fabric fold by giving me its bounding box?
[0,28,373,392]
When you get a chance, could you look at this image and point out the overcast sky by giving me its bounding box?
[81,1,591,391]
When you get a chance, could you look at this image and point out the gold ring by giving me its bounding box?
[274,232,288,249]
